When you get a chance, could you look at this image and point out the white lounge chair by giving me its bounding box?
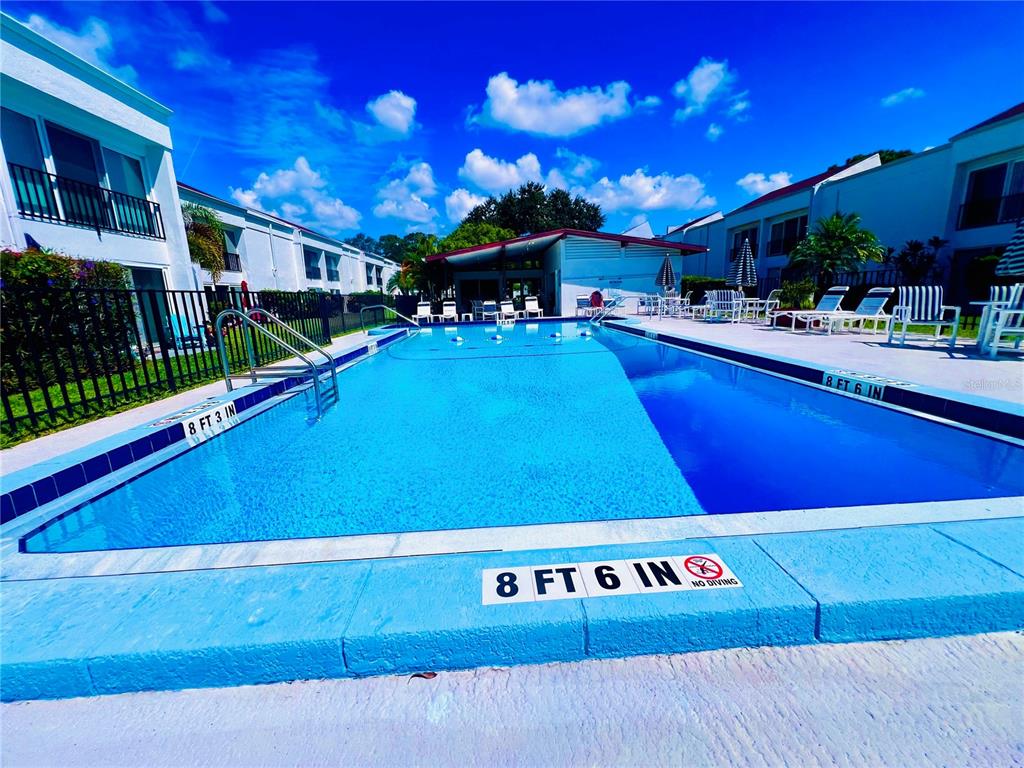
[984,283,1024,358]
[888,285,961,348]
[829,287,894,334]
[480,300,499,322]
[499,300,521,320]
[771,286,849,332]
[434,300,457,323]
[523,296,544,318]
[414,301,432,324]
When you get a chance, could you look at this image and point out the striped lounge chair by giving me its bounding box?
[887,285,961,348]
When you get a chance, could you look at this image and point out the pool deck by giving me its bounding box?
[627,314,1023,404]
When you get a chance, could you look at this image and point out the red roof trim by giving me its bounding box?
[951,102,1024,140]
[427,228,706,263]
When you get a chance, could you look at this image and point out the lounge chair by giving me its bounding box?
[984,283,1024,358]
[480,300,499,322]
[523,296,544,318]
[771,286,849,332]
[499,300,520,320]
[887,285,961,348]
[829,287,895,334]
[434,300,457,323]
[575,295,594,317]
[167,314,204,349]
[413,301,432,324]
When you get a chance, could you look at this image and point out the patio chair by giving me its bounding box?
[523,296,544,318]
[771,286,849,332]
[480,300,499,322]
[499,300,521,320]
[829,287,895,334]
[984,283,1024,358]
[575,295,594,317]
[887,285,961,348]
[741,289,781,323]
[167,315,204,350]
[414,301,432,324]
[471,299,484,321]
[435,300,457,323]
[705,290,743,323]
[637,294,660,316]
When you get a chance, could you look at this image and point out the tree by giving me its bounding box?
[437,222,516,253]
[886,235,947,284]
[787,212,885,287]
[181,202,226,284]
[344,233,380,255]
[377,234,406,262]
[464,182,605,235]
[828,149,914,172]
[385,233,439,295]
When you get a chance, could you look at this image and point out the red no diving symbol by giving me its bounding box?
[684,556,722,580]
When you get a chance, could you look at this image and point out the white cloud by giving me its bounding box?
[736,171,793,196]
[672,57,735,121]
[230,157,361,233]
[445,188,487,223]
[881,87,925,107]
[706,123,723,142]
[373,162,438,224]
[459,149,544,194]
[201,1,229,23]
[24,14,137,83]
[172,49,213,71]
[471,72,635,137]
[555,148,599,180]
[636,95,662,111]
[577,169,716,212]
[354,91,418,143]
[727,95,750,117]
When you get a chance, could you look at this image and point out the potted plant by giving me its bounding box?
[774,278,816,328]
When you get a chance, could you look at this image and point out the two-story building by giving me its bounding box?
[668,102,1024,301]
[0,12,192,291]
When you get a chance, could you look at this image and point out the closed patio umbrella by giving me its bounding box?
[727,237,758,292]
[656,254,676,294]
[995,219,1024,276]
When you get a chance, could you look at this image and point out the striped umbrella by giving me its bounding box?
[727,237,758,288]
[995,219,1024,276]
[655,254,676,293]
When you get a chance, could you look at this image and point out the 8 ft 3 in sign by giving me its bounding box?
[481,554,741,605]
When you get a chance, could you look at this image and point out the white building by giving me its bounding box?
[0,12,192,291]
[427,228,705,316]
[176,183,398,296]
[667,102,1024,303]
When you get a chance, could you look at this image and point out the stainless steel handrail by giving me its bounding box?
[589,295,628,325]
[245,308,337,398]
[359,304,421,333]
[215,309,330,417]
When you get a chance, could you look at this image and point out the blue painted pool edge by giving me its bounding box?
[604,320,1024,440]
[3,518,1022,701]
[0,330,408,526]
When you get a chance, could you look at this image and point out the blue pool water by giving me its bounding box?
[23,321,1024,553]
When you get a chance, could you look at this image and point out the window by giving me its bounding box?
[375,265,383,285]
[730,226,758,261]
[366,264,375,286]
[222,231,242,272]
[326,255,340,282]
[304,249,322,280]
[2,108,56,219]
[768,215,808,256]
[958,162,1019,229]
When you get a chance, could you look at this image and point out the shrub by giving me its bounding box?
[679,275,728,304]
[1,248,129,289]
[778,278,816,309]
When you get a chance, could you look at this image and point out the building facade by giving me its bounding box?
[0,12,192,291]
[667,103,1024,301]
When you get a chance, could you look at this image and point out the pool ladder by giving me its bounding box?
[215,308,339,419]
[358,304,422,333]
[589,295,628,326]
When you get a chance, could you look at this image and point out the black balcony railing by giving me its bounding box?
[7,163,165,240]
[729,243,758,261]
[957,193,1024,230]
[222,252,242,272]
[767,236,803,257]
[326,268,341,282]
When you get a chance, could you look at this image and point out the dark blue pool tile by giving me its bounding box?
[82,455,111,483]
[149,428,171,452]
[9,485,36,517]
[106,444,134,472]
[53,465,87,497]
[1,494,15,524]
[129,436,153,462]
[31,476,59,507]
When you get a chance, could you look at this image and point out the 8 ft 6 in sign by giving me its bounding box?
[481,553,741,605]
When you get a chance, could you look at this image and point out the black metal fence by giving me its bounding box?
[0,286,389,443]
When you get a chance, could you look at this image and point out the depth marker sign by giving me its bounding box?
[482,553,741,605]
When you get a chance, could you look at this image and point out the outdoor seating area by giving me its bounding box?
[410,296,547,323]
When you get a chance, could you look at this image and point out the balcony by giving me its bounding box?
[222,252,242,272]
[729,243,758,261]
[957,193,1024,230]
[7,163,165,240]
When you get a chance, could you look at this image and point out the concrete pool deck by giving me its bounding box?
[4,632,1021,767]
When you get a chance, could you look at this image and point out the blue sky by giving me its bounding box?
[9,1,1023,239]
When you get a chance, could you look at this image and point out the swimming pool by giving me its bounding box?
[21,320,1024,553]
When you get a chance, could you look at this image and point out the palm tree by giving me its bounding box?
[181,202,227,285]
[788,212,885,288]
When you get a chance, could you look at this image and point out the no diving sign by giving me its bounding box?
[481,553,741,605]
